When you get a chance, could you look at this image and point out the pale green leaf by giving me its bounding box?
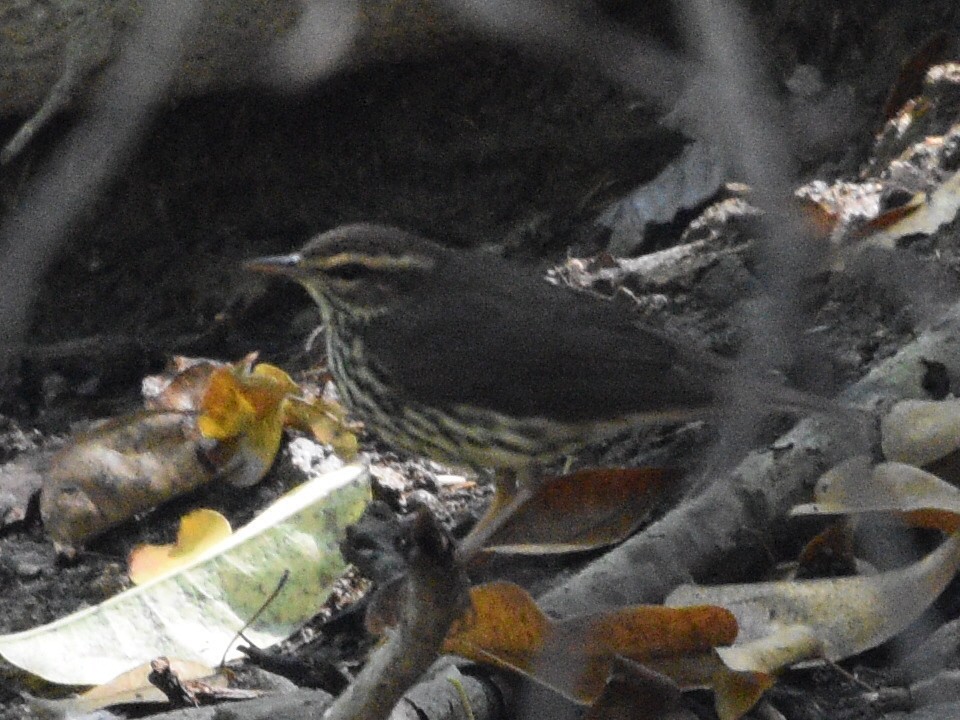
[0,464,370,685]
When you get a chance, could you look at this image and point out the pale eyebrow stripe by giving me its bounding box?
[320,252,434,271]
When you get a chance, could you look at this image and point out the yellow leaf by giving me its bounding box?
[197,368,255,440]
[197,362,295,487]
[128,509,233,585]
[282,396,359,461]
[251,362,299,394]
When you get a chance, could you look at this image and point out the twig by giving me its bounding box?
[220,570,290,668]
[1,50,81,165]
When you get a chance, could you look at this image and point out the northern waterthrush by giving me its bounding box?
[247,224,841,554]
[247,223,834,477]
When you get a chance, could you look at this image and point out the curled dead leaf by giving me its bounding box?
[42,354,360,547]
[791,456,960,533]
[142,355,238,412]
[41,412,215,547]
[668,533,960,671]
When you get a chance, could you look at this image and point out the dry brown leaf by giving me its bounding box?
[443,581,742,710]
[858,170,960,250]
[482,468,678,554]
[794,520,858,579]
[42,355,362,548]
[142,356,238,412]
[851,192,926,237]
[41,412,216,547]
[70,659,220,713]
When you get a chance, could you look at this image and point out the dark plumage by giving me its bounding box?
[362,241,717,423]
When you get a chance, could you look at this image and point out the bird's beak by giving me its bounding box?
[243,253,306,278]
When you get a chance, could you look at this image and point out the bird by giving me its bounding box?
[246,223,837,555]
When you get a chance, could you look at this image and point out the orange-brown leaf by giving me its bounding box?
[142,357,228,412]
[556,604,738,702]
[197,368,255,440]
[443,582,738,705]
[482,467,678,554]
[713,668,775,720]
[442,582,550,674]
[852,192,926,237]
[795,520,857,579]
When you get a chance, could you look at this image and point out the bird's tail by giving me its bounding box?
[730,376,855,419]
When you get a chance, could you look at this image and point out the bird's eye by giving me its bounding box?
[326,263,366,281]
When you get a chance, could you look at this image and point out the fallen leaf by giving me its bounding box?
[881,398,960,470]
[481,468,678,554]
[42,357,361,547]
[142,356,237,412]
[667,532,960,668]
[791,457,960,533]
[128,510,233,585]
[29,659,219,715]
[2,464,370,685]
[197,364,296,487]
[443,582,739,705]
[41,412,216,547]
[283,396,359,461]
[859,170,960,249]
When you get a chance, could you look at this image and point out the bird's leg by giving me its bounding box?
[455,466,544,564]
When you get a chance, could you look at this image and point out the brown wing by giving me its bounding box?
[363,253,721,423]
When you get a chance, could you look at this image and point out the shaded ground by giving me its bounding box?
[3,3,960,717]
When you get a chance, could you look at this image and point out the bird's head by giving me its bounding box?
[246,223,445,319]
